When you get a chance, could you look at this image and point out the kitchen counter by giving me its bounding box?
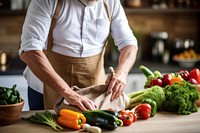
[0,109,200,133]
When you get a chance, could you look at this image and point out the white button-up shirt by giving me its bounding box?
[19,0,137,93]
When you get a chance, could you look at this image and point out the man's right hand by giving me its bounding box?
[64,91,97,111]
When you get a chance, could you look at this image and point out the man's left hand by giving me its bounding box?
[105,69,127,101]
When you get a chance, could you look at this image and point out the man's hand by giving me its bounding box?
[105,68,127,101]
[105,45,138,101]
[64,90,97,111]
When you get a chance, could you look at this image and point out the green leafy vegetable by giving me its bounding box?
[162,81,199,115]
[0,84,22,104]
[23,110,63,132]
[127,85,165,110]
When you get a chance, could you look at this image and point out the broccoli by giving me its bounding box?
[162,80,199,115]
[127,85,165,110]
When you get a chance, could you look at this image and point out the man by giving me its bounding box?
[19,0,138,111]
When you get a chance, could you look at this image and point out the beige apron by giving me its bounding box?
[43,0,111,109]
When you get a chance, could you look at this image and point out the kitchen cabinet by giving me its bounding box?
[0,75,29,111]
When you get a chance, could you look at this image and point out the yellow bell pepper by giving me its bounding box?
[58,109,86,130]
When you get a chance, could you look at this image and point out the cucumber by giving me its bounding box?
[139,65,154,77]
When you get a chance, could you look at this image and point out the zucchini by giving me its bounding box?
[83,110,122,130]
[139,65,154,77]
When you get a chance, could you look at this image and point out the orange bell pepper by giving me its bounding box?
[57,109,86,130]
[170,77,182,86]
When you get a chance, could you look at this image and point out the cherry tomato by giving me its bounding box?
[118,109,128,116]
[150,78,163,87]
[120,114,133,126]
[188,78,198,84]
[126,110,137,122]
[179,70,189,81]
[133,113,138,122]
[188,68,200,84]
[162,74,172,87]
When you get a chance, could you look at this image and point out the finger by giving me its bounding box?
[83,100,97,110]
[111,83,126,100]
[114,84,126,99]
[106,76,118,95]
[77,102,87,111]
[106,82,115,95]
[111,82,121,101]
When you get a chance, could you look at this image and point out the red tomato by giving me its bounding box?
[132,113,138,122]
[126,110,137,122]
[179,70,189,81]
[162,74,172,87]
[120,114,133,126]
[188,78,198,84]
[107,108,114,111]
[189,68,200,84]
[150,78,163,87]
[118,109,128,116]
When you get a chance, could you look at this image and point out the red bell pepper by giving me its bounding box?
[188,68,200,84]
[135,103,151,119]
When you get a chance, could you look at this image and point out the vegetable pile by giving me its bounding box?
[0,84,22,104]
[139,65,200,115]
[21,66,200,131]
[140,65,200,88]
[162,80,199,115]
[126,85,165,110]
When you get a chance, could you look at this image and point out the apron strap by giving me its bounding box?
[47,0,62,52]
[103,0,112,22]
[102,0,112,53]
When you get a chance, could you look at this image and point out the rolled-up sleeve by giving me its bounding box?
[110,0,138,51]
[19,0,54,55]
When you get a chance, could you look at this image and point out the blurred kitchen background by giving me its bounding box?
[0,0,200,111]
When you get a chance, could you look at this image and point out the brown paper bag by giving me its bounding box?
[54,84,130,113]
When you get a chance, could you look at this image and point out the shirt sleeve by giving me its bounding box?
[19,0,56,55]
[109,0,138,51]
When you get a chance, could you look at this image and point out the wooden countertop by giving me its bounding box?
[1,109,200,133]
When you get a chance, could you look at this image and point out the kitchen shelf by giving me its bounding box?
[124,8,200,14]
